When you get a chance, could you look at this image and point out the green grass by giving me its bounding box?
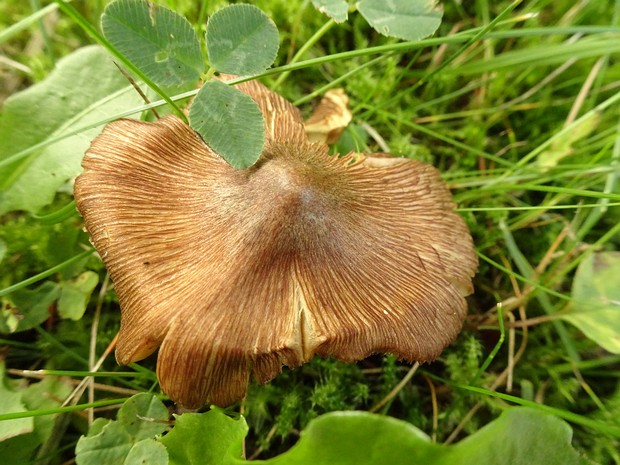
[1,0,620,463]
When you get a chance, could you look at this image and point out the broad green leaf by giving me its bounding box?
[21,375,73,444]
[449,408,586,465]
[0,364,32,442]
[117,393,169,440]
[87,418,113,438]
[0,376,31,463]
[58,271,99,320]
[270,409,586,465]
[0,373,71,464]
[159,408,587,465]
[563,251,620,353]
[101,0,203,89]
[357,0,442,41]
[189,80,265,169]
[0,239,5,265]
[206,4,279,75]
[0,45,143,214]
[312,0,349,23]
[76,394,169,465]
[75,421,133,465]
[268,411,438,464]
[160,408,247,465]
[0,432,39,465]
[124,439,168,465]
[1,281,61,333]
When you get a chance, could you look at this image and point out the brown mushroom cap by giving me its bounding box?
[74,78,478,408]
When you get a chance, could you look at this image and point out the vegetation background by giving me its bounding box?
[1,0,619,464]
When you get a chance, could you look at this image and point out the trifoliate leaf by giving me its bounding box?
[101,0,203,89]
[206,4,279,75]
[189,80,264,169]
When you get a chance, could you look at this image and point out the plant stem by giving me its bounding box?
[272,18,336,90]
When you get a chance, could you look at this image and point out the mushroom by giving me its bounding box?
[74,77,478,409]
[304,88,352,144]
